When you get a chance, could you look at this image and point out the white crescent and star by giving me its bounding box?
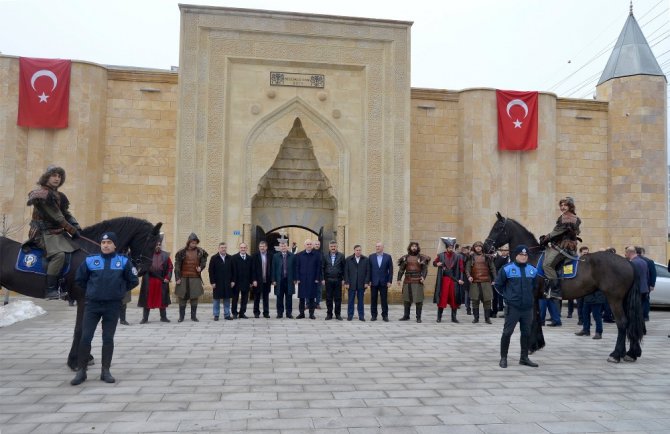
[506,99,529,129]
[30,69,58,103]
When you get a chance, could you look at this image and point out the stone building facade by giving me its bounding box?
[0,6,666,295]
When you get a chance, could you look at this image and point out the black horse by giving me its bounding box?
[483,212,644,363]
[0,217,162,370]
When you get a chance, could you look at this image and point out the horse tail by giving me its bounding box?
[624,264,644,355]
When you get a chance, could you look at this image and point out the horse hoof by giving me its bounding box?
[623,355,636,363]
[607,356,620,363]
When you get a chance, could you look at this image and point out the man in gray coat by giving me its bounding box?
[344,245,370,321]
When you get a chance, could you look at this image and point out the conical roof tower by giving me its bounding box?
[597,3,665,85]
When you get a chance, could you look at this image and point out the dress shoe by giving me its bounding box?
[160,317,170,323]
[546,322,561,327]
[238,314,248,319]
[347,317,353,321]
[359,318,365,322]
[119,319,130,326]
[263,313,270,318]
[577,320,583,326]
[309,314,316,320]
[567,313,573,318]
[70,369,87,386]
[140,318,148,324]
[592,333,602,340]
[225,316,233,320]
[286,314,294,319]
[100,368,116,383]
[296,313,305,319]
[233,313,238,319]
[416,318,422,323]
[336,316,343,321]
[325,315,333,320]
[254,314,260,318]
[382,317,389,322]
[276,314,283,318]
[214,316,219,321]
[575,330,589,336]
[371,317,377,322]
[499,358,507,368]
[519,357,539,367]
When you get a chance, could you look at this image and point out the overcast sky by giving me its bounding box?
[1,0,668,128]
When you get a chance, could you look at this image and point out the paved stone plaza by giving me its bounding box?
[1,297,670,433]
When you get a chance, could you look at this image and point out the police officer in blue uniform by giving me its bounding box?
[71,232,139,385]
[495,244,539,369]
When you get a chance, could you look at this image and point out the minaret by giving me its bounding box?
[596,4,667,259]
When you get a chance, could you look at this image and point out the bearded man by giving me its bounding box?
[397,241,430,323]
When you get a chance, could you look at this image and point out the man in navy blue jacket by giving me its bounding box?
[369,242,393,322]
[71,232,139,385]
[495,244,538,369]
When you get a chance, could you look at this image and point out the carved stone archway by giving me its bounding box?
[251,118,337,250]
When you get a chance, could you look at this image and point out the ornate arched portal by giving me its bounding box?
[251,118,336,252]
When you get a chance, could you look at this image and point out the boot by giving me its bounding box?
[451,308,459,323]
[100,368,116,383]
[178,305,186,322]
[484,309,492,324]
[191,305,199,322]
[140,308,150,324]
[519,336,539,367]
[437,308,444,323]
[398,302,411,321]
[70,368,87,385]
[159,308,170,323]
[45,274,62,300]
[499,334,511,368]
[415,303,422,323]
[119,304,130,325]
[309,307,316,320]
[466,306,472,315]
[472,308,480,324]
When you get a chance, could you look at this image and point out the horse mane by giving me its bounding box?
[81,217,153,249]
[506,218,540,246]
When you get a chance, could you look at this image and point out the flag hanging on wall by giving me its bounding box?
[17,57,71,129]
[496,89,538,151]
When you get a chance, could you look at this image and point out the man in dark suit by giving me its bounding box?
[322,240,345,320]
[208,242,234,320]
[344,245,370,321]
[369,242,393,322]
[251,241,273,318]
[272,241,296,318]
[231,243,253,319]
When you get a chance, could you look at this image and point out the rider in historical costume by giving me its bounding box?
[26,165,81,300]
[433,237,464,323]
[540,197,581,299]
[397,241,430,323]
[465,241,497,324]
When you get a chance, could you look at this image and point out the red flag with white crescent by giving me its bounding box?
[17,57,71,129]
[496,89,538,151]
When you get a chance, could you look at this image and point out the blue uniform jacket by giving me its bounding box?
[75,253,139,301]
[494,262,537,310]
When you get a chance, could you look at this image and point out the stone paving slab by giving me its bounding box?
[1,297,670,433]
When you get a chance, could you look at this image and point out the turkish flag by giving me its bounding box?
[496,89,538,151]
[17,57,71,129]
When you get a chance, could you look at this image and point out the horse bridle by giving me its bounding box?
[485,217,507,253]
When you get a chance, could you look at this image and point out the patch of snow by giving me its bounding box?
[0,300,47,327]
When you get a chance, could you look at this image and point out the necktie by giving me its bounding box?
[282,254,287,278]
[262,254,267,282]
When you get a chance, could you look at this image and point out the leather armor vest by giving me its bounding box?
[404,255,423,284]
[180,249,200,278]
[471,255,491,283]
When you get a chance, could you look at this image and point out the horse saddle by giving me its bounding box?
[16,248,71,276]
[536,252,579,279]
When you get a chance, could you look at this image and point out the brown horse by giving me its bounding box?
[483,212,644,363]
[0,217,162,370]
